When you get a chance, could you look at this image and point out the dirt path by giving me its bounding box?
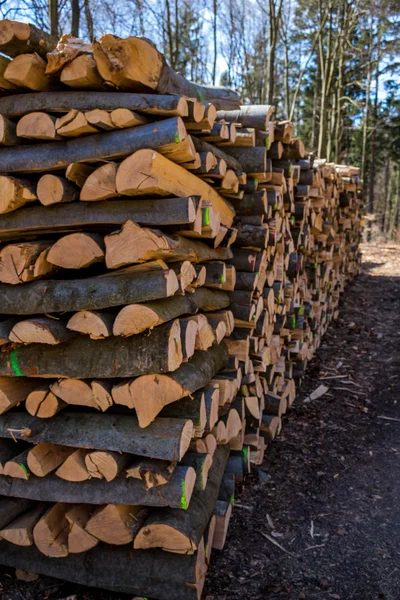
[205,242,400,600]
[0,243,399,600]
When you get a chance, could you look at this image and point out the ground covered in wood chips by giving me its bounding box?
[0,242,399,600]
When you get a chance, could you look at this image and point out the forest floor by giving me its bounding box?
[0,242,399,600]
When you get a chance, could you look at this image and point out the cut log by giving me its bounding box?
[0,377,39,415]
[113,287,229,337]
[110,108,149,128]
[0,241,56,285]
[33,503,69,557]
[91,380,114,411]
[0,319,183,379]
[0,503,46,547]
[120,342,229,427]
[3,449,30,479]
[160,390,206,438]
[27,443,75,477]
[45,34,92,74]
[134,446,229,554]
[0,175,37,214]
[0,413,194,461]
[125,458,177,490]
[67,310,114,340]
[50,379,97,408]
[0,117,190,173]
[192,136,243,172]
[0,541,208,600]
[47,232,105,269]
[0,91,189,119]
[93,34,239,109]
[216,105,274,129]
[80,162,119,201]
[0,55,18,91]
[222,147,266,173]
[4,53,50,91]
[0,20,56,58]
[60,54,103,89]
[0,260,178,314]
[0,440,27,474]
[9,317,72,346]
[37,174,79,205]
[85,451,130,482]
[85,504,146,545]
[55,448,90,482]
[0,465,196,508]
[66,504,98,554]
[105,220,233,269]
[26,383,66,418]
[85,109,115,131]
[180,318,199,361]
[16,112,58,141]
[0,115,18,145]
[116,149,235,227]
[65,162,95,187]
[181,452,213,492]
[56,110,99,137]
[0,196,199,241]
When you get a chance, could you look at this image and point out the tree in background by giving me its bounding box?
[1,0,399,237]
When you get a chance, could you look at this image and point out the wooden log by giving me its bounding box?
[222,146,266,173]
[33,503,70,557]
[3,449,30,479]
[0,114,18,146]
[27,443,75,477]
[52,378,107,410]
[180,318,199,361]
[67,311,114,339]
[4,53,50,91]
[0,55,17,91]
[230,190,267,216]
[0,175,37,214]
[0,503,46,546]
[25,383,66,418]
[55,448,90,482]
[0,241,56,285]
[235,224,269,249]
[110,108,149,128]
[56,110,98,137]
[0,91,189,119]
[0,197,199,241]
[9,317,73,345]
[134,446,229,553]
[126,458,177,490]
[123,343,228,427]
[216,105,274,130]
[37,174,79,205]
[93,35,239,109]
[0,539,208,600]
[0,413,194,461]
[105,221,232,269]
[0,319,183,378]
[192,136,243,172]
[66,504,98,554]
[0,377,39,415]
[80,162,119,201]
[60,54,103,89]
[0,260,178,314]
[47,232,105,269]
[91,380,114,411]
[85,451,130,482]
[0,440,27,474]
[181,452,212,492]
[85,109,115,131]
[160,390,207,438]
[115,149,235,227]
[85,504,146,545]
[45,34,92,74]
[16,112,59,141]
[0,20,56,58]
[0,117,190,174]
[113,287,229,337]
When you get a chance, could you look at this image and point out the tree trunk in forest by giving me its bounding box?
[71,0,80,37]
[49,0,59,37]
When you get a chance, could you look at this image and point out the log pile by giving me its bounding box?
[0,19,363,600]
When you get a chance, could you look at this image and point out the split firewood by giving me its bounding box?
[60,54,103,89]
[125,458,177,490]
[25,383,66,419]
[0,115,18,145]
[85,504,147,545]
[110,108,149,128]
[56,110,99,137]
[0,503,46,547]
[179,317,199,361]
[27,443,76,477]
[91,380,114,411]
[0,20,57,58]
[33,503,70,557]
[37,174,79,205]
[65,162,95,187]
[16,112,59,141]
[67,311,115,340]
[66,504,99,554]
[0,175,37,214]
[9,317,73,345]
[0,55,18,91]
[85,109,115,130]
[80,162,119,200]
[45,34,92,74]
[4,53,50,91]
[0,441,26,475]
[55,449,90,482]
[85,451,131,482]
[0,377,39,415]
[50,379,97,408]
[0,241,56,284]
[3,449,31,480]
[46,232,105,269]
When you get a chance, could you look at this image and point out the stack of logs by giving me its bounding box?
[0,19,363,600]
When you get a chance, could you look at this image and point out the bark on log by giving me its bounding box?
[0,197,199,241]
[0,412,193,461]
[222,147,266,173]
[0,260,178,314]
[0,465,196,508]
[0,117,188,173]
[216,105,274,130]
[0,497,34,529]
[93,34,239,110]
[0,20,57,58]
[0,319,183,378]
[0,503,46,546]
[0,91,189,118]
[192,137,243,172]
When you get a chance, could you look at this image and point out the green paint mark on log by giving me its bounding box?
[19,464,30,478]
[220,274,226,283]
[10,350,22,377]
[230,494,235,504]
[174,131,180,143]
[202,207,210,226]
[180,479,187,510]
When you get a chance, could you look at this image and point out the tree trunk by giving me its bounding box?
[71,0,80,37]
